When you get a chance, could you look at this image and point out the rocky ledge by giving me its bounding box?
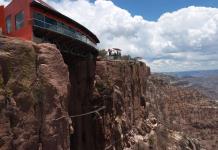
[93,60,214,150]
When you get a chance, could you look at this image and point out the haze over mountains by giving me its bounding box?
[165,69,218,78]
[159,70,218,100]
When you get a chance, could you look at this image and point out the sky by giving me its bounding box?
[111,0,218,21]
[1,0,218,72]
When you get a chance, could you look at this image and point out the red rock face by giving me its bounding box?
[0,36,217,150]
[93,60,153,149]
[36,43,70,150]
[0,36,70,150]
[94,60,217,150]
[146,75,218,150]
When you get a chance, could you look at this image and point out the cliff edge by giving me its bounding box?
[93,60,210,150]
[0,36,70,150]
[0,36,217,150]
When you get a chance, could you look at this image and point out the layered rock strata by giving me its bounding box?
[93,61,201,150]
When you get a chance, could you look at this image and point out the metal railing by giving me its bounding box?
[32,18,97,48]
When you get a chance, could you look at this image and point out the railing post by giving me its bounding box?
[32,17,97,49]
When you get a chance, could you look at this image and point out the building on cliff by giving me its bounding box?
[0,0,100,57]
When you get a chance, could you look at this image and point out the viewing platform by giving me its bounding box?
[32,17,97,48]
[0,0,100,58]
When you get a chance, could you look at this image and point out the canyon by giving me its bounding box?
[0,36,217,150]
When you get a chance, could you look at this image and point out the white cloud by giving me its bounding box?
[0,0,9,5]
[2,0,218,72]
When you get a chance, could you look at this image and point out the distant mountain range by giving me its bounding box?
[164,69,218,78]
[155,70,218,101]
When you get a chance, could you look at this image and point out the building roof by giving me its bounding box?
[33,0,55,10]
[32,0,100,43]
[112,48,122,51]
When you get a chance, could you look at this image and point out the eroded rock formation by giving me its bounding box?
[146,75,218,150]
[93,60,218,150]
[0,36,217,150]
[0,36,70,150]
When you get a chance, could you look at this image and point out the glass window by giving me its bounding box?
[62,23,69,31]
[33,12,44,21]
[6,16,11,33]
[61,23,70,35]
[69,27,75,33]
[57,22,64,33]
[15,11,24,30]
[57,22,63,27]
[45,16,57,25]
[45,16,57,31]
[75,32,82,40]
[33,12,44,27]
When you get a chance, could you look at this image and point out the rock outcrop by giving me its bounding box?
[146,75,218,150]
[0,36,217,150]
[93,60,208,150]
[0,36,70,150]
[93,60,151,150]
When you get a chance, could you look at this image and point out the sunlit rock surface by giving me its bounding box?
[0,36,70,150]
[0,36,217,150]
[93,60,217,150]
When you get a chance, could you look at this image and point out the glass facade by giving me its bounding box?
[6,16,11,33]
[32,12,96,47]
[45,16,57,31]
[15,11,24,30]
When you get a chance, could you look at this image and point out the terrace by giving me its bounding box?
[32,12,97,48]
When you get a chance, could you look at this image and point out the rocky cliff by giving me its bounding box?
[0,36,217,150]
[146,75,218,150]
[93,60,213,150]
[0,36,70,150]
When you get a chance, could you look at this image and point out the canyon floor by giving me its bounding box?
[158,70,218,101]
